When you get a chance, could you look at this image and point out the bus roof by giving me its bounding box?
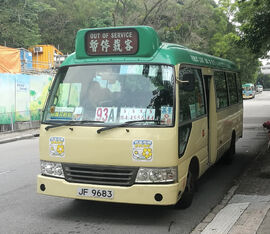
[242,83,254,87]
[61,26,238,71]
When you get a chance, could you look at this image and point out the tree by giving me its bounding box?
[38,0,115,53]
[158,0,228,53]
[236,0,270,56]
[0,0,262,83]
[212,0,261,83]
[0,0,50,48]
[257,73,270,88]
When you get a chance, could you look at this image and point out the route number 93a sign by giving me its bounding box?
[95,107,117,122]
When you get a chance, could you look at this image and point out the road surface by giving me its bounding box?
[0,91,269,234]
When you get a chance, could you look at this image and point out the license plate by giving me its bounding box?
[77,187,114,199]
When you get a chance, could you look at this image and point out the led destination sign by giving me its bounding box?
[85,29,138,56]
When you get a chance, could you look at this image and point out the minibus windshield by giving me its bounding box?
[43,64,174,126]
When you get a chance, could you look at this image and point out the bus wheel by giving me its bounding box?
[223,134,236,165]
[175,167,196,209]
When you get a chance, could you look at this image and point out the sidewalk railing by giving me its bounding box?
[0,110,42,132]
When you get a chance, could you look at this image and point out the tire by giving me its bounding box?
[175,168,196,209]
[223,134,236,165]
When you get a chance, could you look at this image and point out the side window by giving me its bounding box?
[235,74,243,103]
[214,71,228,109]
[227,72,238,105]
[179,67,206,122]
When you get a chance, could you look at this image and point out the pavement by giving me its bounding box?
[0,128,39,144]
[192,141,270,234]
[1,128,270,233]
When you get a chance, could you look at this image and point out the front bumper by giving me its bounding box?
[37,174,181,205]
[242,95,253,99]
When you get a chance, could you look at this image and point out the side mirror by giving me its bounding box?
[179,74,195,92]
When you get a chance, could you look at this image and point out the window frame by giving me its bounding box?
[42,63,177,128]
[213,70,229,110]
[178,65,207,125]
[226,72,238,105]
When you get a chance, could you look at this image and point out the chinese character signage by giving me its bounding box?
[85,29,138,56]
[119,108,155,123]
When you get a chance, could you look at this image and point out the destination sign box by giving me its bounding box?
[85,29,138,56]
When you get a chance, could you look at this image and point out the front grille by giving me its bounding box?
[62,164,139,186]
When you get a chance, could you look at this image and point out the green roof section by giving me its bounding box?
[61,26,238,72]
[242,83,254,87]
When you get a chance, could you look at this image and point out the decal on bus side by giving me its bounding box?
[132,140,153,161]
[49,136,65,157]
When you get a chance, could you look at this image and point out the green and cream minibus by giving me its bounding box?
[37,26,243,208]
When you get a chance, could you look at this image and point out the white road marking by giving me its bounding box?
[0,170,12,175]
[201,202,249,234]
[228,202,270,234]
[230,194,270,203]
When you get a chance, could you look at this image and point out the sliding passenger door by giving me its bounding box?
[202,68,217,164]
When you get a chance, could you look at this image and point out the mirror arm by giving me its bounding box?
[176,77,189,83]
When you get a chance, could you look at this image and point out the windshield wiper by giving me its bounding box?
[97,119,164,134]
[45,120,104,131]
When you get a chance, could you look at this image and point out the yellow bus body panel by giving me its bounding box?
[39,126,178,167]
[37,125,185,205]
[37,175,181,205]
[180,118,209,177]
[242,94,253,99]
[216,104,243,158]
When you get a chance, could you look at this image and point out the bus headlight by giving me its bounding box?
[40,160,64,178]
[135,167,177,183]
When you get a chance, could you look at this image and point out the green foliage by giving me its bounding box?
[0,0,264,83]
[210,31,259,84]
[0,0,52,48]
[257,74,270,89]
[160,0,220,52]
[36,0,115,53]
[236,0,270,56]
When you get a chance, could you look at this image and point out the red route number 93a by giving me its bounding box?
[95,107,117,122]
